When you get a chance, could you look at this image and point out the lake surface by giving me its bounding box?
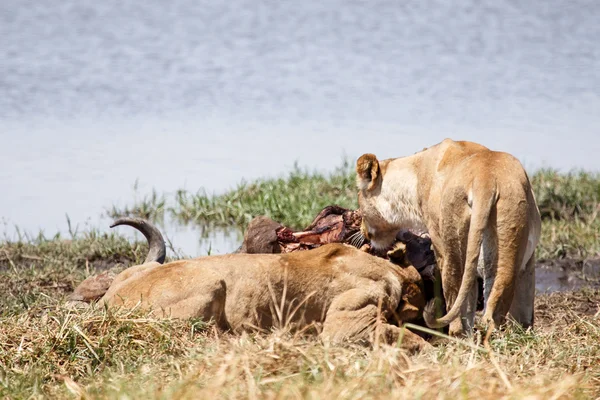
[2,0,599,257]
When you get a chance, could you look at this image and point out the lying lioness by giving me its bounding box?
[98,218,431,352]
[356,139,541,336]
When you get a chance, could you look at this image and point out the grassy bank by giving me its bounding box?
[108,164,600,260]
[0,231,148,317]
[1,242,599,399]
[1,232,599,398]
[1,164,599,398]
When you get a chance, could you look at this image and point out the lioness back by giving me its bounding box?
[102,244,406,325]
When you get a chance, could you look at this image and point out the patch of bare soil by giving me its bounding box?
[535,288,600,330]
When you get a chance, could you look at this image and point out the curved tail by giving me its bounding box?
[110,218,166,264]
[424,181,497,328]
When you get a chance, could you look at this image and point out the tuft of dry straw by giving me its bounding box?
[1,228,600,399]
[0,290,598,399]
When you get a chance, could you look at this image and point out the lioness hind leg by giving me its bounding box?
[322,305,429,353]
[163,275,228,329]
[321,289,429,352]
[321,303,380,343]
[508,253,535,328]
[481,238,521,329]
[321,288,384,343]
[439,250,478,336]
[437,196,474,336]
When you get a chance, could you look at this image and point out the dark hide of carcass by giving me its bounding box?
[239,206,436,273]
[239,206,364,254]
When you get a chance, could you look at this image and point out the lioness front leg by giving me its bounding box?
[321,289,430,353]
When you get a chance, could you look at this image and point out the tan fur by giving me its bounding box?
[100,243,430,352]
[356,139,542,335]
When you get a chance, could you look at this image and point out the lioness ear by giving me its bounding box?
[356,153,380,191]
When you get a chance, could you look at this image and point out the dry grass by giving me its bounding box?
[1,233,600,399]
[1,291,599,399]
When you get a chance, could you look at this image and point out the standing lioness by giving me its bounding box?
[356,139,541,335]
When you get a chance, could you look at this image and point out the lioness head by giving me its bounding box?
[356,153,400,251]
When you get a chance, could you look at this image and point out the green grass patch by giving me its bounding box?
[532,169,600,221]
[108,162,600,260]
[171,161,357,231]
[0,230,148,316]
[538,218,600,260]
[105,180,166,223]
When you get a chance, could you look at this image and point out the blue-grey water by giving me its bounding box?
[1,0,600,257]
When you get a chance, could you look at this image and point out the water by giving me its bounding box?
[536,267,589,293]
[2,0,600,256]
